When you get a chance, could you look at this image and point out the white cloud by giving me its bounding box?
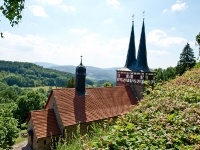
[148,50,169,55]
[70,29,88,34]
[30,22,38,27]
[171,2,188,12]
[1,31,184,69]
[171,27,175,31]
[106,0,120,9]
[29,5,48,17]
[147,30,187,47]
[0,32,76,64]
[3,31,45,48]
[163,9,167,13]
[60,5,75,12]
[188,41,196,47]
[104,18,113,23]
[34,0,62,5]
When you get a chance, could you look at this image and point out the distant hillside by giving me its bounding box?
[50,65,118,82]
[0,60,74,87]
[0,60,113,88]
[34,62,59,68]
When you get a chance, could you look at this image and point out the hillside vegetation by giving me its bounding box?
[62,65,200,149]
[0,60,101,87]
[0,60,74,87]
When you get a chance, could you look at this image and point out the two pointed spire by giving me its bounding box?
[125,15,151,72]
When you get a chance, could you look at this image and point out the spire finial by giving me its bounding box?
[80,55,83,65]
[132,14,134,22]
[143,10,145,20]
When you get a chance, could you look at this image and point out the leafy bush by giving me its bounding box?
[20,123,27,130]
[0,103,19,149]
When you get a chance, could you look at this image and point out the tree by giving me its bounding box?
[176,43,196,75]
[196,32,200,61]
[164,67,176,81]
[102,82,114,87]
[0,0,25,27]
[155,68,164,82]
[15,90,46,125]
[66,77,75,88]
[0,103,19,149]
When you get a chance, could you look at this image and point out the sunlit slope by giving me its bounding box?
[86,67,200,149]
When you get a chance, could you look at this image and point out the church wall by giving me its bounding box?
[37,136,59,150]
[27,118,38,150]
[51,93,65,134]
[63,117,118,141]
[130,84,144,100]
[116,82,144,100]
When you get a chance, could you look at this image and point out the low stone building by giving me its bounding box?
[27,18,156,150]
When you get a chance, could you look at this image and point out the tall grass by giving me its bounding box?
[56,120,113,150]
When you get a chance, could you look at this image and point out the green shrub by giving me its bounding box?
[21,123,27,130]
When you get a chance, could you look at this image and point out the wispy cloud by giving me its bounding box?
[171,2,188,12]
[34,0,62,5]
[29,5,48,17]
[149,50,169,55]
[147,30,187,47]
[188,41,196,47]
[106,0,120,9]
[70,29,88,34]
[163,9,167,13]
[60,4,75,12]
[28,21,38,27]
[104,18,113,23]
[171,27,176,31]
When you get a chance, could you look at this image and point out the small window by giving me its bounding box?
[44,140,46,145]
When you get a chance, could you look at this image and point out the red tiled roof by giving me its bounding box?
[31,109,61,139]
[46,86,137,127]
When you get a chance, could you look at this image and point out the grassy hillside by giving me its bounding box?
[62,65,200,149]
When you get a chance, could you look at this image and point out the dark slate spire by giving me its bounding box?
[125,15,137,70]
[136,20,150,72]
[76,56,86,96]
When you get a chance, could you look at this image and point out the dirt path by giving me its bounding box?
[12,141,32,150]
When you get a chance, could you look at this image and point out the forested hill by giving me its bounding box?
[0,60,74,87]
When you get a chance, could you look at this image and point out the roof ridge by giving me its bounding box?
[52,86,128,91]
[31,109,53,113]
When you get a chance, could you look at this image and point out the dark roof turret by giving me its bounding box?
[125,15,137,70]
[76,56,86,75]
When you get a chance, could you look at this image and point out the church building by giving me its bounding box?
[27,18,156,150]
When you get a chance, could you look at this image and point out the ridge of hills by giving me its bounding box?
[34,62,118,82]
[49,65,117,82]
[63,63,200,149]
[0,60,99,87]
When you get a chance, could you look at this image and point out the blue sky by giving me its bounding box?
[0,0,199,68]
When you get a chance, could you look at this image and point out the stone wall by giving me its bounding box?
[27,118,38,150]
[63,117,118,141]
[37,136,59,150]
